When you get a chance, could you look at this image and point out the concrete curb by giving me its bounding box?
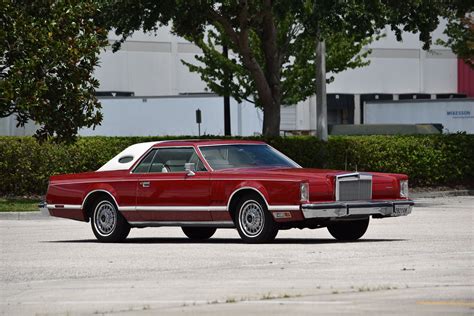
[1,190,472,220]
[411,189,474,199]
[0,211,52,220]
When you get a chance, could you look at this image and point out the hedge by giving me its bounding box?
[0,134,473,195]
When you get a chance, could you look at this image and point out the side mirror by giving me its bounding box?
[184,163,196,176]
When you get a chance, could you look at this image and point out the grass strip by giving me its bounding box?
[0,198,40,212]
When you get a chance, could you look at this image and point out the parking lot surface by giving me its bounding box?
[1,196,473,315]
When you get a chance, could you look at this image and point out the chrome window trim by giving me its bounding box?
[195,145,214,172]
[130,146,208,174]
[129,147,157,173]
[267,144,302,168]
[197,143,300,170]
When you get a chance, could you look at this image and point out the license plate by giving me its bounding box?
[393,205,410,217]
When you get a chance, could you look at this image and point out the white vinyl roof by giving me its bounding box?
[97,141,162,172]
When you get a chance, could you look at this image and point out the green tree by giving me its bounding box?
[438,11,473,67]
[1,0,108,142]
[104,0,471,137]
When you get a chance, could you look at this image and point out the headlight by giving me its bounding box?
[400,180,409,198]
[300,182,309,202]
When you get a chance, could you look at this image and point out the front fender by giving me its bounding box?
[226,181,271,208]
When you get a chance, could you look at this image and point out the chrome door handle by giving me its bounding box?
[140,181,150,188]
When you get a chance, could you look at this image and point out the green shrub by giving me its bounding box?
[0,134,473,195]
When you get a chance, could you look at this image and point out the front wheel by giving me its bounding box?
[235,194,278,243]
[91,198,130,242]
[327,217,369,241]
[182,227,216,240]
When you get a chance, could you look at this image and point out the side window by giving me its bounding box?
[188,151,207,172]
[149,147,207,173]
[133,150,156,173]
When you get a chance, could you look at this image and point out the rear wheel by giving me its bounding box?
[235,194,278,243]
[182,227,216,240]
[91,197,130,242]
[327,217,369,241]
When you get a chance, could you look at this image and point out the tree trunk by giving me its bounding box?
[262,97,281,136]
[260,0,281,137]
[212,2,282,137]
[239,51,280,136]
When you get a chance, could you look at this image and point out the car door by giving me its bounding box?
[134,146,212,222]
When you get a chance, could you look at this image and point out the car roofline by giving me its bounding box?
[151,139,266,147]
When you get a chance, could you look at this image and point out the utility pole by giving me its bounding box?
[315,38,328,141]
[313,0,328,141]
[223,45,231,136]
[196,108,202,137]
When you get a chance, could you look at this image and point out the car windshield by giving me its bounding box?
[199,144,299,170]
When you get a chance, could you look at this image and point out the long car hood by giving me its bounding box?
[217,167,405,181]
[217,167,406,201]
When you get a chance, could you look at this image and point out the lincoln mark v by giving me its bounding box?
[40,140,414,243]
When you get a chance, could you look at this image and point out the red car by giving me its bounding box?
[40,140,413,243]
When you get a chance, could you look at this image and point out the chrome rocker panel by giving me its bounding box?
[301,200,414,219]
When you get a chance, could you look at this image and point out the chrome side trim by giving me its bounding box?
[301,200,414,218]
[268,205,300,211]
[119,204,299,212]
[51,178,301,185]
[128,206,227,212]
[129,221,235,228]
[48,199,298,213]
[47,204,82,210]
[119,206,136,211]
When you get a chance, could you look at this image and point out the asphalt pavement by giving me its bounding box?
[1,196,473,315]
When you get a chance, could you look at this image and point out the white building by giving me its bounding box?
[89,21,471,134]
[97,24,458,96]
[2,21,471,136]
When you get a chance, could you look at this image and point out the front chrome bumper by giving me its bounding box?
[301,200,414,219]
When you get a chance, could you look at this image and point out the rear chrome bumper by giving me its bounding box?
[301,200,414,219]
[38,201,49,216]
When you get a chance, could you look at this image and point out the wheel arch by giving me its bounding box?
[82,189,120,218]
[227,186,269,220]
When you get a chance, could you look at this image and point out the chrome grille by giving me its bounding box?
[336,173,372,201]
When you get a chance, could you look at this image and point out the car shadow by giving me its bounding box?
[43,237,407,244]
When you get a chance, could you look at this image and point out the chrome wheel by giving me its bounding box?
[239,200,265,237]
[93,201,117,236]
